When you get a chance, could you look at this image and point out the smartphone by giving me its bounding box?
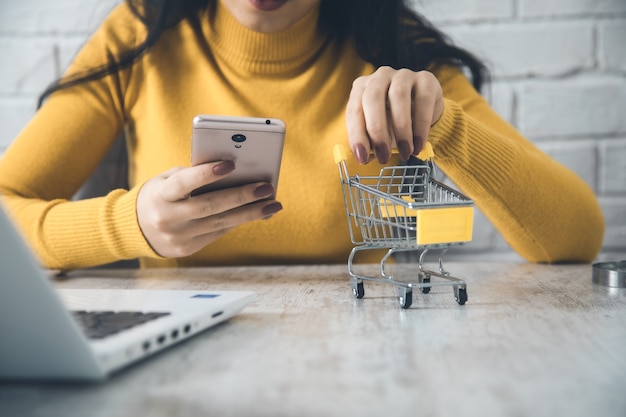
[191,115,286,197]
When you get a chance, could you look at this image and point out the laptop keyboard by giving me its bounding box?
[71,311,171,339]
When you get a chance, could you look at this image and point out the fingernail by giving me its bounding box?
[353,144,368,165]
[254,183,274,198]
[262,202,283,216]
[374,143,390,164]
[213,161,235,176]
[397,141,410,161]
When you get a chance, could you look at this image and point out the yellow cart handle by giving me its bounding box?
[333,142,435,164]
[333,144,350,165]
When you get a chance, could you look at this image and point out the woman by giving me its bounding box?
[0,0,604,269]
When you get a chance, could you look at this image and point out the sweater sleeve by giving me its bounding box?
[429,66,604,263]
[0,4,159,270]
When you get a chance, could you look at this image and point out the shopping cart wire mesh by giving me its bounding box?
[334,144,474,309]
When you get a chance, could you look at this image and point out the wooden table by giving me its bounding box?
[1,262,625,417]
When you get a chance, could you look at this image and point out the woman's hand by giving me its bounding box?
[136,160,282,258]
[346,66,444,164]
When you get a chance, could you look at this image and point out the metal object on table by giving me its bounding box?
[592,261,626,288]
[334,144,474,309]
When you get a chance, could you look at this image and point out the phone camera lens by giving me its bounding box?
[232,134,246,143]
[265,119,271,125]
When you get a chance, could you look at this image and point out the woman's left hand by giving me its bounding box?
[345,66,444,164]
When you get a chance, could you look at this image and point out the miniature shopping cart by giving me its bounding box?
[334,144,474,309]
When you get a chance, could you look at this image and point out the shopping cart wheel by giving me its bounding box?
[351,281,365,299]
[420,275,431,294]
[455,288,468,305]
[398,287,413,309]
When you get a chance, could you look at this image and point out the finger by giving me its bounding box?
[183,182,277,220]
[411,72,439,154]
[185,228,231,254]
[160,161,235,202]
[346,76,371,164]
[154,226,233,259]
[147,196,282,258]
[189,199,283,237]
[387,69,416,160]
[361,67,395,164]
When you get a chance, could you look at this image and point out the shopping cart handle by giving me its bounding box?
[417,142,435,160]
[333,142,435,164]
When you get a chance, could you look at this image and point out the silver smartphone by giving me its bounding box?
[191,115,286,197]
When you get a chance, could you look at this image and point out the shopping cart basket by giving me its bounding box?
[334,144,474,309]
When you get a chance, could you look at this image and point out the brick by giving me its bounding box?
[596,250,626,261]
[486,82,515,124]
[56,37,91,77]
[537,141,598,191]
[600,20,626,72]
[0,35,88,99]
[443,21,594,78]
[0,0,118,34]
[0,97,37,153]
[520,0,626,17]
[0,37,58,94]
[518,76,626,138]
[598,197,626,250]
[409,0,514,23]
[599,139,626,194]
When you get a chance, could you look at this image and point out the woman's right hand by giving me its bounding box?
[136,160,282,258]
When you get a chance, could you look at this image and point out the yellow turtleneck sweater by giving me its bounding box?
[0,3,604,269]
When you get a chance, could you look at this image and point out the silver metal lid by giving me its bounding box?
[592,261,626,288]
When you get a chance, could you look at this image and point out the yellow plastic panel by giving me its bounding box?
[416,206,474,245]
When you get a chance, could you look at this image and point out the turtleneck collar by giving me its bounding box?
[204,1,327,75]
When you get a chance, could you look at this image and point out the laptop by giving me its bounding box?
[0,203,256,381]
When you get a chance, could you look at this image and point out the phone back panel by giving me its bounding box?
[191,115,285,196]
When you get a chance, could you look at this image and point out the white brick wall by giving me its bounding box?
[519,0,626,17]
[0,0,119,148]
[1,0,625,260]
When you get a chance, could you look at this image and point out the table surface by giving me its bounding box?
[1,262,625,417]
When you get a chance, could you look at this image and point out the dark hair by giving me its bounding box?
[38,0,488,108]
